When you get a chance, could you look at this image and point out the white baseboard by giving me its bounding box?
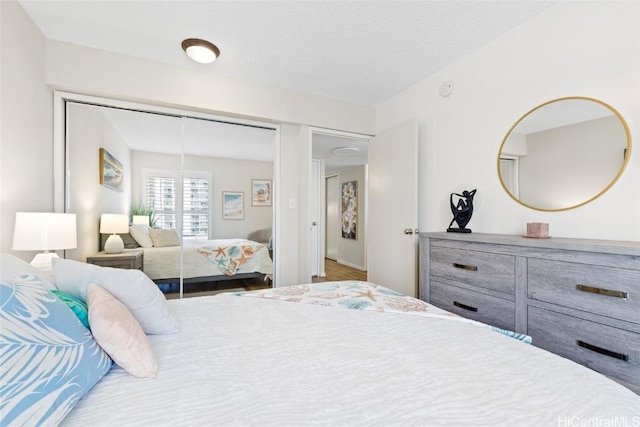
[336,260,366,271]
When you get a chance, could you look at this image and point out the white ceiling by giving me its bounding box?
[20,0,558,106]
[23,0,559,168]
[100,106,276,161]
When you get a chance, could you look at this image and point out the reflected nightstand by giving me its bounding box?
[86,249,143,270]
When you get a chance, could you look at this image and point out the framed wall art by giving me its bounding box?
[223,191,244,220]
[341,180,357,240]
[251,179,272,206]
[99,148,123,192]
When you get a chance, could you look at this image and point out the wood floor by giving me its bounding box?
[312,258,367,283]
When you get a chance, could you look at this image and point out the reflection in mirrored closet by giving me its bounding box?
[64,101,276,298]
[498,97,631,211]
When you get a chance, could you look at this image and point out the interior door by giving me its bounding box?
[325,175,338,261]
[367,120,419,297]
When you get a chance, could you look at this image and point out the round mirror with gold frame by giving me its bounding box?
[497,96,631,211]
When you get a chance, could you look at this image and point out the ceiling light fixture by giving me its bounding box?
[333,147,360,156]
[181,38,220,64]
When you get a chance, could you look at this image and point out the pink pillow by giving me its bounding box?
[87,284,158,378]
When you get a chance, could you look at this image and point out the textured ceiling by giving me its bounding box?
[20,0,558,106]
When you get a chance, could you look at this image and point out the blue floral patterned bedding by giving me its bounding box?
[235,281,532,344]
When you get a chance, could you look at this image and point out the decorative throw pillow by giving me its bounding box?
[87,284,158,378]
[52,289,90,329]
[148,228,180,248]
[129,224,154,248]
[0,253,56,290]
[52,258,179,335]
[121,233,141,249]
[0,276,112,426]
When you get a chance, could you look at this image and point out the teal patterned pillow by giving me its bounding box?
[0,275,112,426]
[52,289,90,329]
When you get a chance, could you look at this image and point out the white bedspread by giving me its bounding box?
[63,292,640,426]
[142,239,272,281]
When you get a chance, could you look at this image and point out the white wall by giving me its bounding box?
[66,103,131,262]
[337,166,366,270]
[0,1,52,260]
[378,1,640,241]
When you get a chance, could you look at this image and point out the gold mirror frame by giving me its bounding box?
[497,96,632,212]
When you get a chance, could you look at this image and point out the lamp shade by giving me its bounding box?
[12,212,77,251]
[132,215,149,225]
[99,214,129,234]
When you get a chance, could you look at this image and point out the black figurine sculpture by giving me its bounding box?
[447,189,476,233]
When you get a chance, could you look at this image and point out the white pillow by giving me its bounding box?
[0,253,56,290]
[52,258,179,335]
[87,284,158,378]
[129,224,154,248]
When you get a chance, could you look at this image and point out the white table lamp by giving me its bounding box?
[12,212,77,271]
[100,213,129,253]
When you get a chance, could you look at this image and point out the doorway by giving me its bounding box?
[310,128,370,281]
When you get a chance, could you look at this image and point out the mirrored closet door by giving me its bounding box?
[63,99,276,298]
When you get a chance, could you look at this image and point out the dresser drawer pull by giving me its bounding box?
[452,263,478,271]
[577,340,628,361]
[453,301,478,312]
[575,285,628,300]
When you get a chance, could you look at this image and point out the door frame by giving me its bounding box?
[308,127,371,281]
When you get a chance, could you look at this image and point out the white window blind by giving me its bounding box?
[183,177,209,239]
[144,170,210,239]
[146,176,176,230]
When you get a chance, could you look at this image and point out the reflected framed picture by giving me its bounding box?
[223,191,244,220]
[251,179,272,206]
[99,148,123,192]
[341,180,357,240]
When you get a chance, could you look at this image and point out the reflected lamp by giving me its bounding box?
[12,212,77,271]
[100,214,129,253]
[132,215,149,225]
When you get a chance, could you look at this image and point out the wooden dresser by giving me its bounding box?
[419,232,640,393]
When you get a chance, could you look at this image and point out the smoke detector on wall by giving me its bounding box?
[439,81,454,97]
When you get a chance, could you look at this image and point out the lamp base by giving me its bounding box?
[104,234,124,253]
[31,252,59,272]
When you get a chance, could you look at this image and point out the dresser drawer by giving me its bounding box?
[528,306,640,391]
[430,246,515,294]
[430,280,515,331]
[528,258,640,325]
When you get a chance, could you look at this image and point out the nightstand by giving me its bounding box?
[86,249,144,270]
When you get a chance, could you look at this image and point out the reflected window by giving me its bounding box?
[183,177,209,239]
[499,156,519,199]
[144,168,211,238]
[146,175,176,229]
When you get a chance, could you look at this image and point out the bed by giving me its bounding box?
[2,254,639,426]
[142,238,273,284]
[102,225,273,285]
